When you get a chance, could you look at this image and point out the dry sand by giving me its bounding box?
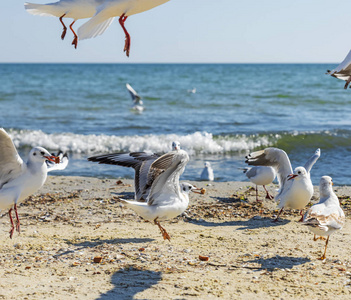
[0,176,351,299]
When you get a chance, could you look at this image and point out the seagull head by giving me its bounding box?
[172,141,181,151]
[180,182,202,194]
[319,175,333,197]
[29,147,59,164]
[287,166,308,181]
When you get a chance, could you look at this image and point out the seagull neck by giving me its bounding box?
[27,160,46,174]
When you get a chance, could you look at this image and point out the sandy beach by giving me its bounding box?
[0,175,350,299]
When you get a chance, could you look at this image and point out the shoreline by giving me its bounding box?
[0,175,350,299]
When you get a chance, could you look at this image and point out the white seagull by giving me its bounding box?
[241,166,276,202]
[0,128,68,238]
[88,145,201,240]
[326,50,351,89]
[200,161,214,181]
[303,176,345,260]
[126,83,144,112]
[78,0,171,57]
[24,0,105,49]
[245,147,320,222]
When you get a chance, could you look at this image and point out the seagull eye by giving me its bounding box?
[298,171,301,174]
[40,151,45,155]
[33,152,36,156]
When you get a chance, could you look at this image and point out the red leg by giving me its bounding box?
[69,20,78,49]
[272,208,284,222]
[119,13,131,57]
[263,185,274,200]
[14,204,20,234]
[298,210,304,222]
[154,218,171,241]
[8,208,15,239]
[59,14,67,40]
[318,236,330,260]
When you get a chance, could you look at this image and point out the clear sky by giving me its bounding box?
[1,0,351,63]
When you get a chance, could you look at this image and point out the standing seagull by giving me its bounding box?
[303,176,345,260]
[126,83,144,112]
[326,50,351,89]
[245,147,320,222]
[24,0,107,49]
[0,128,66,238]
[241,166,276,202]
[200,162,214,181]
[88,146,201,240]
[78,0,170,56]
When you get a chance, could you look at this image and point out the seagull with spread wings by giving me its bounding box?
[88,143,201,240]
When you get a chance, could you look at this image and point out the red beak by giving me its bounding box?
[287,174,298,181]
[45,155,60,164]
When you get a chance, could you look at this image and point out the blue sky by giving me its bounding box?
[2,0,350,63]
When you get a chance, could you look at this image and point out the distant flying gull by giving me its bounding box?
[0,128,69,238]
[187,88,196,94]
[126,83,144,112]
[200,162,214,181]
[78,0,171,57]
[326,50,351,89]
[46,150,69,171]
[88,144,202,240]
[303,176,345,260]
[24,0,105,49]
[246,147,320,222]
[240,166,276,202]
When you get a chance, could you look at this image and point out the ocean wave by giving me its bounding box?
[6,129,349,156]
[7,129,275,155]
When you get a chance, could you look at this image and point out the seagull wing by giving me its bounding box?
[88,151,160,201]
[78,3,116,40]
[328,50,351,75]
[304,148,320,174]
[147,150,189,206]
[126,83,141,103]
[0,128,24,189]
[47,151,69,172]
[245,147,292,191]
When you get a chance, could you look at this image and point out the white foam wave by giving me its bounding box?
[7,129,275,155]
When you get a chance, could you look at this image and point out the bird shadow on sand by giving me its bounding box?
[60,238,154,254]
[243,255,311,272]
[96,266,162,300]
[189,217,290,230]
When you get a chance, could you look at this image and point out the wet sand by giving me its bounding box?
[0,176,350,299]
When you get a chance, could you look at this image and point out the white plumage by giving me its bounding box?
[241,166,276,202]
[24,0,108,48]
[303,176,345,260]
[245,147,320,221]
[0,128,68,238]
[327,50,351,89]
[200,161,214,181]
[78,0,170,56]
[88,143,201,240]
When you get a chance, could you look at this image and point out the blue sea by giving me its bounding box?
[1,63,350,185]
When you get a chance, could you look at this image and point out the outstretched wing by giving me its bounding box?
[47,151,69,172]
[304,148,320,174]
[88,151,160,201]
[327,50,351,76]
[126,83,141,103]
[147,150,189,206]
[0,128,24,189]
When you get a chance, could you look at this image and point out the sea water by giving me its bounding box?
[1,63,350,185]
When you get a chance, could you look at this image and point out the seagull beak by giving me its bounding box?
[45,155,60,164]
[287,174,298,181]
[192,187,204,194]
